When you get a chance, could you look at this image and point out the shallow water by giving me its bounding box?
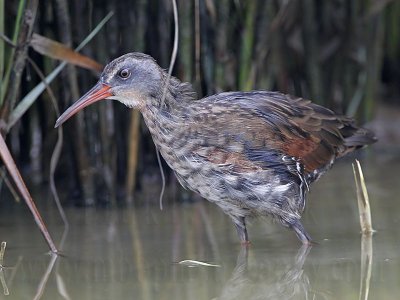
[0,149,399,300]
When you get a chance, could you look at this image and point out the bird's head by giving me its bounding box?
[55,53,164,127]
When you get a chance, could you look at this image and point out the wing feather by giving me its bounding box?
[181,91,374,175]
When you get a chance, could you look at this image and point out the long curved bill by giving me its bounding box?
[55,82,112,128]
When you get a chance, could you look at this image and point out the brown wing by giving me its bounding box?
[186,91,373,174]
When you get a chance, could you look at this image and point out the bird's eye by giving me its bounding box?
[118,68,131,79]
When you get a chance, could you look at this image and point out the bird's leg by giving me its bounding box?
[231,216,250,245]
[291,220,312,245]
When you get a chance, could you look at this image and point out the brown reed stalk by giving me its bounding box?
[352,159,374,234]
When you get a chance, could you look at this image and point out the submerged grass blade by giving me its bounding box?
[33,253,58,300]
[0,241,8,295]
[178,260,221,268]
[352,159,374,234]
[0,268,8,295]
[7,11,113,130]
[0,134,58,252]
[359,234,373,300]
[0,241,5,264]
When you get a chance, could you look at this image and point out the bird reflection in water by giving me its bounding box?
[217,246,312,300]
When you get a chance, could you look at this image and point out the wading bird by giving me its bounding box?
[56,53,376,244]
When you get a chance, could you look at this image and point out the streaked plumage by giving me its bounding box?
[56,53,376,244]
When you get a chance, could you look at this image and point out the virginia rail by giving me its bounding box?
[56,53,376,244]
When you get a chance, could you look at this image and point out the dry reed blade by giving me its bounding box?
[0,0,38,122]
[124,0,146,204]
[178,260,220,267]
[30,33,103,72]
[0,0,25,107]
[125,110,140,203]
[7,11,113,130]
[0,134,58,252]
[352,159,374,234]
[239,1,256,91]
[194,0,201,84]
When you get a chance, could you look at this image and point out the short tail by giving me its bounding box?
[338,120,377,157]
[344,127,377,147]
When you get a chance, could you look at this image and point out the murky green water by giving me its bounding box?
[0,149,399,299]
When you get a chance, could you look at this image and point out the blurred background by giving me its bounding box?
[1,0,399,206]
[1,2,400,298]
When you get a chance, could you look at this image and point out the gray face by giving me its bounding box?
[101,53,163,109]
[54,53,166,127]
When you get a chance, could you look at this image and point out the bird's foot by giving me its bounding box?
[240,240,251,247]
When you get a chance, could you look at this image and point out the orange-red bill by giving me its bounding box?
[55,82,112,128]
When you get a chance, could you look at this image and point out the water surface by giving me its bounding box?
[0,149,399,299]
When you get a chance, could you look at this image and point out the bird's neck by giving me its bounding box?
[141,76,195,151]
[149,74,196,111]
